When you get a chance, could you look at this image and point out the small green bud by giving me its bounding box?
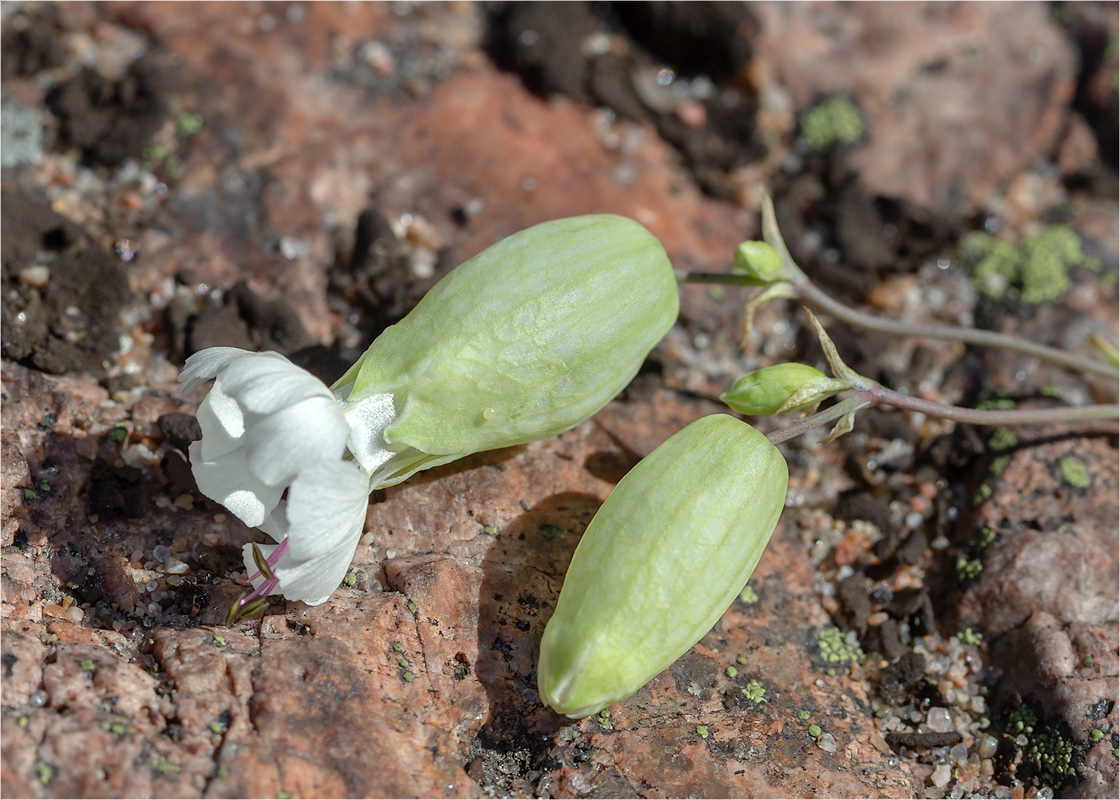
[334,215,680,488]
[538,415,788,718]
[721,363,849,416]
[734,241,786,282]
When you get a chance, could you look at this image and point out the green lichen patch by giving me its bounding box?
[815,626,865,667]
[956,557,984,582]
[799,94,865,151]
[1058,456,1091,489]
[597,709,614,731]
[1026,728,1075,789]
[957,627,984,646]
[989,427,1017,451]
[739,584,759,604]
[958,225,1102,305]
[970,527,997,551]
[1007,704,1038,737]
[741,680,766,704]
[34,762,54,785]
[695,724,710,739]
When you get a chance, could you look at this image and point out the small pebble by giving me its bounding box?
[931,763,952,788]
[164,557,189,575]
[977,734,998,759]
[65,606,84,624]
[18,265,50,288]
[950,742,968,763]
[30,689,48,707]
[927,707,954,733]
[816,732,837,752]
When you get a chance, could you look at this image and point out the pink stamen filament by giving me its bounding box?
[240,537,291,608]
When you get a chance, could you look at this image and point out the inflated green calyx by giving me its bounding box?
[721,363,849,416]
[538,414,789,718]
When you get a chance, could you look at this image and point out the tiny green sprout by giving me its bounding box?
[277,792,291,800]
[402,671,415,682]
[797,710,811,721]
[1083,655,1095,667]
[100,720,111,731]
[38,480,50,494]
[110,722,131,737]
[392,642,404,653]
[397,657,410,668]
[958,627,983,646]
[110,424,128,443]
[736,655,747,666]
[211,634,227,648]
[742,680,766,704]
[956,557,984,582]
[734,241,786,283]
[808,724,822,740]
[34,762,54,785]
[208,720,225,734]
[696,725,710,739]
[1089,729,1105,743]
[725,665,738,678]
[815,626,865,666]
[342,570,358,588]
[537,416,788,718]
[482,525,499,537]
[80,658,96,672]
[23,488,38,500]
[739,585,759,604]
[18,715,29,727]
[973,483,993,505]
[597,709,614,731]
[721,363,849,417]
[216,766,229,778]
[151,757,181,775]
[407,601,418,614]
[1059,456,1091,489]
[799,94,864,151]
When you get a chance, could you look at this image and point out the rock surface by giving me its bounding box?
[2,3,1116,799]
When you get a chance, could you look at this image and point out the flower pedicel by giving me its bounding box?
[178,215,679,621]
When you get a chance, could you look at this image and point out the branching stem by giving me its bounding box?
[765,390,1119,446]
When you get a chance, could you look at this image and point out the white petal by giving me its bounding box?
[283,458,371,561]
[216,352,335,416]
[194,380,245,462]
[243,396,351,486]
[190,440,285,527]
[243,459,370,605]
[177,347,253,395]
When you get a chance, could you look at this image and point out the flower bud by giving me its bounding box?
[734,241,786,282]
[334,214,680,487]
[720,363,849,416]
[538,414,788,718]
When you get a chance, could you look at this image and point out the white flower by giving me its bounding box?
[179,347,372,610]
[178,214,680,620]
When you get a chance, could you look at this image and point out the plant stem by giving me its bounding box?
[865,385,1119,426]
[679,191,1120,381]
[765,395,868,445]
[677,270,1119,380]
[765,390,1119,446]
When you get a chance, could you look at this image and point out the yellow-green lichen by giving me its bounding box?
[816,626,865,667]
[739,584,759,604]
[799,95,865,151]
[956,557,983,582]
[1059,456,1091,488]
[958,225,1102,305]
[742,680,766,704]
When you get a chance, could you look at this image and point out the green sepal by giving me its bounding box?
[538,414,788,718]
[720,363,850,416]
[334,215,679,481]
